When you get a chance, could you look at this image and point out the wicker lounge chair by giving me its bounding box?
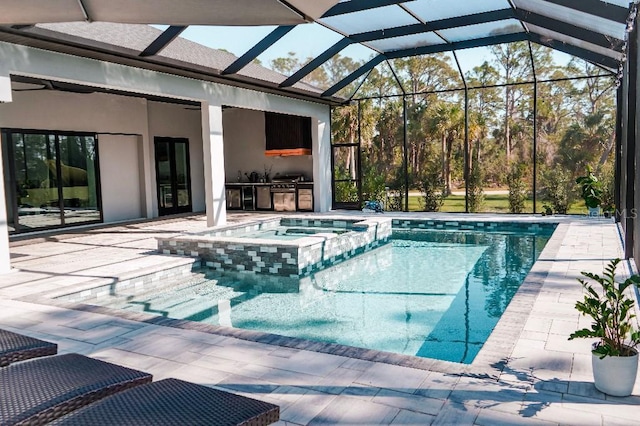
[0,353,152,425]
[52,378,280,426]
[0,328,58,367]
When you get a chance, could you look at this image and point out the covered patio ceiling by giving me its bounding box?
[0,0,340,26]
[0,0,635,102]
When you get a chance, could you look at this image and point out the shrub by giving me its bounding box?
[507,163,528,213]
[541,167,574,214]
[599,162,615,213]
[419,164,446,212]
[360,157,387,204]
[385,188,403,211]
[467,165,484,212]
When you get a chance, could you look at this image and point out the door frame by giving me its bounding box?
[154,137,192,216]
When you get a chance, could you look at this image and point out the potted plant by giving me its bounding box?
[602,203,615,219]
[569,258,640,396]
[575,166,603,216]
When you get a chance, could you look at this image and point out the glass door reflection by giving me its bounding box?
[14,133,63,230]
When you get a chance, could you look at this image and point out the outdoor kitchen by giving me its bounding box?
[222,106,314,212]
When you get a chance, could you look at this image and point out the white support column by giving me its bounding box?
[313,112,332,212]
[0,75,12,273]
[0,75,12,103]
[141,99,156,218]
[201,102,227,227]
[0,156,11,275]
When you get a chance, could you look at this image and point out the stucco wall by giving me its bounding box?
[0,90,147,135]
[99,135,143,222]
[222,107,313,183]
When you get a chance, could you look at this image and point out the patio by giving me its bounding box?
[1,212,638,425]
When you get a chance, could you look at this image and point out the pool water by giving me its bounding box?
[242,226,350,240]
[92,229,550,364]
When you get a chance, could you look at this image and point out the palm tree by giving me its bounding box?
[433,103,464,195]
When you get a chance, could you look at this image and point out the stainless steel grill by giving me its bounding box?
[270,175,304,211]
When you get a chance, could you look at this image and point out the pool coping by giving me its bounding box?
[14,219,567,379]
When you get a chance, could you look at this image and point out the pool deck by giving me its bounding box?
[2,212,639,425]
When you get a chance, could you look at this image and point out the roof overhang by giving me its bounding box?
[0,0,340,26]
[0,26,346,106]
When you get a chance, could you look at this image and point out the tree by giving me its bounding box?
[467,62,500,171]
[432,103,463,195]
[270,52,300,75]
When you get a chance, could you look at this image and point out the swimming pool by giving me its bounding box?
[74,225,552,364]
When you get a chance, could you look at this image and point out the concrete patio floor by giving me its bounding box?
[1,212,639,425]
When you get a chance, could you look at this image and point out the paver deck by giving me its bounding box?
[2,212,639,425]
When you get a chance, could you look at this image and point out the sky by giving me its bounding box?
[171,23,587,78]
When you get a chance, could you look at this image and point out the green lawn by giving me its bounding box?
[404,194,586,214]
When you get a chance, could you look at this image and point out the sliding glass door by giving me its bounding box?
[155,137,192,216]
[2,129,101,233]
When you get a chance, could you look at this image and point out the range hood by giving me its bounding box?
[264,111,312,156]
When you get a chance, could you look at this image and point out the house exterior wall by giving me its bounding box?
[0,40,332,273]
[222,108,313,182]
[0,90,147,134]
[0,41,331,213]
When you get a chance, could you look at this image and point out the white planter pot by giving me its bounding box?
[592,350,638,396]
[588,206,601,217]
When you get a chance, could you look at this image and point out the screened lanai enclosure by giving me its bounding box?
[306,1,629,216]
[330,47,617,215]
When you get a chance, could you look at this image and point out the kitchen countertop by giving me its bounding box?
[225,182,273,186]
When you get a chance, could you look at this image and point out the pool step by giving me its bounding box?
[96,271,242,323]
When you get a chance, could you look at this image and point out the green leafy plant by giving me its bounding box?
[569,258,640,358]
[575,166,603,209]
[467,164,485,213]
[599,163,615,215]
[507,163,528,214]
[541,168,574,214]
[419,163,445,212]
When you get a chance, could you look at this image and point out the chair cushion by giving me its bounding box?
[52,378,280,426]
[0,353,152,425]
[0,328,57,367]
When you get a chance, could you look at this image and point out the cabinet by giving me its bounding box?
[226,184,269,211]
[297,188,313,211]
[255,186,272,210]
[264,112,312,156]
[226,188,241,209]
